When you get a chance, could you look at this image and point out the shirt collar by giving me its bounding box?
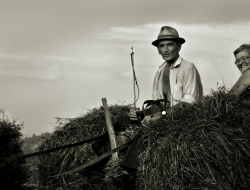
[159,56,182,68]
[171,56,182,68]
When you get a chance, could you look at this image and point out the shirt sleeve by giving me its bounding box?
[181,64,203,104]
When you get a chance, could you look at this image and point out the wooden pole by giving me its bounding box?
[101,98,118,160]
[131,47,136,110]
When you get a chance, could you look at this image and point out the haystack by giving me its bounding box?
[36,88,250,190]
[137,89,250,190]
[36,104,139,190]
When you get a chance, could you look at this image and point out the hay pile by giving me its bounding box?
[36,88,250,190]
[36,104,139,190]
[137,89,250,190]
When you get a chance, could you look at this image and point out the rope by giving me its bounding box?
[133,63,140,104]
[128,47,140,108]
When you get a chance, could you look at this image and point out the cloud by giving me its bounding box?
[99,24,156,42]
[40,65,63,80]
[41,55,81,63]
[0,51,82,81]
[0,52,80,64]
[0,52,35,61]
[100,21,250,46]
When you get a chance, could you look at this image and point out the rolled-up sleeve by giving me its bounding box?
[181,64,203,104]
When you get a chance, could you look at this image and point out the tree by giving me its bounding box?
[21,132,51,187]
[0,110,30,189]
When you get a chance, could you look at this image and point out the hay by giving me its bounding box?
[36,88,250,190]
[104,124,140,178]
[137,89,250,190]
[36,104,139,190]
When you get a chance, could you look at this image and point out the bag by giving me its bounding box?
[142,99,170,125]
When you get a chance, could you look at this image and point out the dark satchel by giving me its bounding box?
[141,99,170,116]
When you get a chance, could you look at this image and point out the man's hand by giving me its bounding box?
[165,107,174,115]
[128,108,144,121]
[142,107,173,126]
[142,112,162,126]
[164,102,188,114]
[128,108,138,121]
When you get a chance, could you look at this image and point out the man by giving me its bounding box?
[152,26,203,108]
[107,26,204,189]
[131,26,203,121]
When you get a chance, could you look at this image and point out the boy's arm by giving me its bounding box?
[229,69,250,96]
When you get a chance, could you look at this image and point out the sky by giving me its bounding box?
[1,0,250,136]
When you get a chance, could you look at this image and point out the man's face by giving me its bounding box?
[157,40,181,63]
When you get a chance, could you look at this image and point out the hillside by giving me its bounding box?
[21,133,51,154]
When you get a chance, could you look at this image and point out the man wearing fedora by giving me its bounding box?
[105,26,203,189]
[151,26,203,111]
[130,26,203,121]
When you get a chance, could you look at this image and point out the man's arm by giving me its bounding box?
[164,102,189,114]
[181,64,203,104]
[229,69,250,96]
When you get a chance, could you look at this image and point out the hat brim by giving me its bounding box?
[152,37,185,47]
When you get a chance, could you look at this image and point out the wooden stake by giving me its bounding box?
[131,47,136,110]
[101,98,118,160]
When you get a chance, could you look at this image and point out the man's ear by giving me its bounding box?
[178,44,182,52]
[157,47,161,55]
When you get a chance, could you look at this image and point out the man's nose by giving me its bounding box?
[163,45,169,52]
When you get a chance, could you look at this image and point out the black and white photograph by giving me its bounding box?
[1,0,250,189]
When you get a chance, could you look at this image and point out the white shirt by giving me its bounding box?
[152,56,203,107]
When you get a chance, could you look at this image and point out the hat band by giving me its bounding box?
[158,35,179,40]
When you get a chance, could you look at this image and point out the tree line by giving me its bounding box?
[0,109,51,189]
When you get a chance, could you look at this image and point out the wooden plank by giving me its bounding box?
[50,140,133,178]
[4,134,109,162]
[102,98,118,160]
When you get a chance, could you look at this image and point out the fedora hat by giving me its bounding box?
[152,26,185,46]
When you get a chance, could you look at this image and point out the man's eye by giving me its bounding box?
[168,43,173,47]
